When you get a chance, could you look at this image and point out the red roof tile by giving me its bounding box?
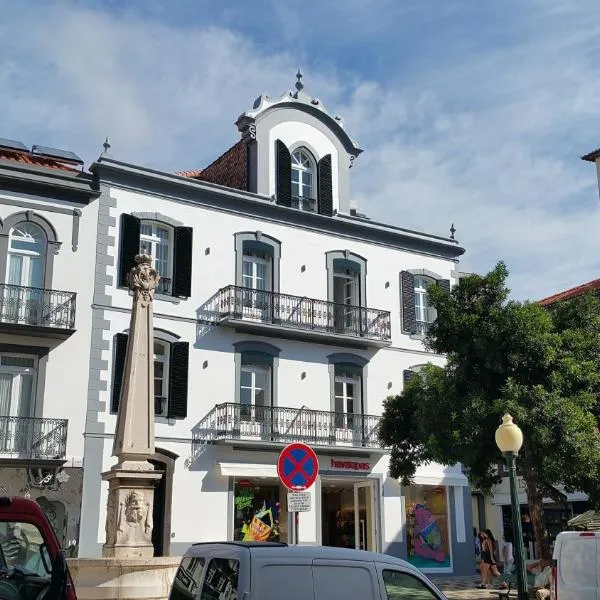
[0,148,80,172]
[539,279,600,306]
[176,141,247,191]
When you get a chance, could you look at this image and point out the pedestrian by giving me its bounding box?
[478,529,502,588]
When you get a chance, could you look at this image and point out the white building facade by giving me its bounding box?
[0,140,100,551]
[78,80,475,574]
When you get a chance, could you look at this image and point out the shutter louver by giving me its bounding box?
[437,279,451,294]
[118,214,141,288]
[403,369,416,384]
[400,271,416,334]
[275,140,292,207]
[168,342,189,419]
[317,154,333,216]
[111,333,129,413]
[172,226,193,298]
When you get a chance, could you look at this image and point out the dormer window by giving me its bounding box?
[291,148,316,212]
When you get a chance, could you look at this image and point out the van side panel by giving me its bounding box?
[557,537,596,600]
[254,560,314,600]
[312,560,379,600]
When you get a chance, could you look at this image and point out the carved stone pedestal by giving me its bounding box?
[102,468,163,559]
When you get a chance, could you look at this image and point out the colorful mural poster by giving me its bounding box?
[405,485,451,569]
[233,481,285,542]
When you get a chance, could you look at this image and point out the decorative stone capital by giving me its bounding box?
[127,254,160,305]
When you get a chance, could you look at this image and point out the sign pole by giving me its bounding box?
[277,443,319,547]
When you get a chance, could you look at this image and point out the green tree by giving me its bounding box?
[379,262,600,558]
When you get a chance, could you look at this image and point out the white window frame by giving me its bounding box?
[153,340,170,417]
[334,368,361,429]
[414,275,437,335]
[139,221,173,295]
[7,222,46,289]
[0,354,37,418]
[291,148,316,212]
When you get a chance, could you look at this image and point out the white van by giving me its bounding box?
[552,531,600,600]
[168,542,447,600]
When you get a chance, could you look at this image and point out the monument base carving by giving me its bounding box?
[102,467,163,559]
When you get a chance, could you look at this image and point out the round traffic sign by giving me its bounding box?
[277,443,319,491]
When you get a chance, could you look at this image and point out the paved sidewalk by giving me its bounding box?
[430,575,505,600]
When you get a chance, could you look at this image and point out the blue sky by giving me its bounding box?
[1,0,600,299]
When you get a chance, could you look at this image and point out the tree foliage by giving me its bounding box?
[379,263,600,557]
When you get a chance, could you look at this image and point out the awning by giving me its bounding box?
[411,466,469,487]
[217,461,278,478]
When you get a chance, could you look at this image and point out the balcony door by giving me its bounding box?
[333,366,362,442]
[5,223,46,325]
[354,481,377,551]
[0,355,36,454]
[241,250,272,320]
[333,267,359,334]
[239,364,269,427]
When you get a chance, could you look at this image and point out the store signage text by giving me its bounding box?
[330,459,371,471]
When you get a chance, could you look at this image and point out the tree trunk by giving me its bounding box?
[523,475,552,559]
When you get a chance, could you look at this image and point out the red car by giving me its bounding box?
[0,496,76,600]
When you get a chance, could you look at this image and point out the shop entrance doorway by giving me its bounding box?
[321,479,377,551]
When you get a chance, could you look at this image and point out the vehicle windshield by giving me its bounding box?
[0,521,52,577]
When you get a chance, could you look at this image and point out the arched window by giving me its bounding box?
[414,276,437,335]
[7,223,46,289]
[291,148,316,212]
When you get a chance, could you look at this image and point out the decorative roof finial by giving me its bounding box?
[295,69,304,92]
[102,137,111,155]
[450,222,456,239]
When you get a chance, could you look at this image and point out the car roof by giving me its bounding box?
[0,497,48,520]
[186,542,421,572]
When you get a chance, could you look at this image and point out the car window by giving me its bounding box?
[383,570,441,600]
[200,558,240,600]
[0,521,51,577]
[169,556,206,600]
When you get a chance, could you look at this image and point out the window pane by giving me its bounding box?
[242,259,253,276]
[346,383,354,398]
[334,397,344,413]
[154,362,164,378]
[140,223,152,236]
[170,556,206,600]
[253,369,267,390]
[1,357,35,368]
[382,570,439,600]
[200,558,239,600]
[346,398,354,414]
[334,381,344,397]
[140,239,152,255]
[291,169,299,182]
[254,388,265,407]
[0,374,13,416]
[291,182,300,197]
[240,388,252,406]
[240,370,252,388]
[154,378,163,397]
[154,342,166,356]
[0,521,52,576]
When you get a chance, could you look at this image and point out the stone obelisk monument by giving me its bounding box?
[102,254,163,558]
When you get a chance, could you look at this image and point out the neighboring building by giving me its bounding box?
[78,75,474,574]
[0,139,99,551]
[474,277,599,558]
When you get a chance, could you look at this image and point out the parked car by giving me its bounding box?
[552,530,599,600]
[169,541,447,600]
[0,496,76,600]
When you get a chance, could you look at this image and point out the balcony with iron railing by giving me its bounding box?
[0,283,76,338]
[0,416,68,462]
[191,402,382,460]
[198,286,391,348]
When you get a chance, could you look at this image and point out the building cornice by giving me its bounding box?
[0,159,99,203]
[91,157,465,259]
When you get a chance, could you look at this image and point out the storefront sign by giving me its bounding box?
[287,491,311,512]
[329,459,371,471]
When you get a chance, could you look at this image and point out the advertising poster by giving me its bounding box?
[405,486,451,569]
[233,481,284,542]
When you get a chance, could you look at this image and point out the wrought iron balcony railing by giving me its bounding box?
[291,195,316,212]
[198,286,391,343]
[0,416,68,459]
[0,284,76,330]
[192,403,381,456]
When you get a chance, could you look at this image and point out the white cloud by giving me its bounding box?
[0,1,599,300]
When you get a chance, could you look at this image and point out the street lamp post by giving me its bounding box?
[495,414,528,600]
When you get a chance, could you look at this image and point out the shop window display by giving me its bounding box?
[233,480,287,542]
[405,485,451,569]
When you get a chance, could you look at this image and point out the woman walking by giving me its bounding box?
[478,530,502,588]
